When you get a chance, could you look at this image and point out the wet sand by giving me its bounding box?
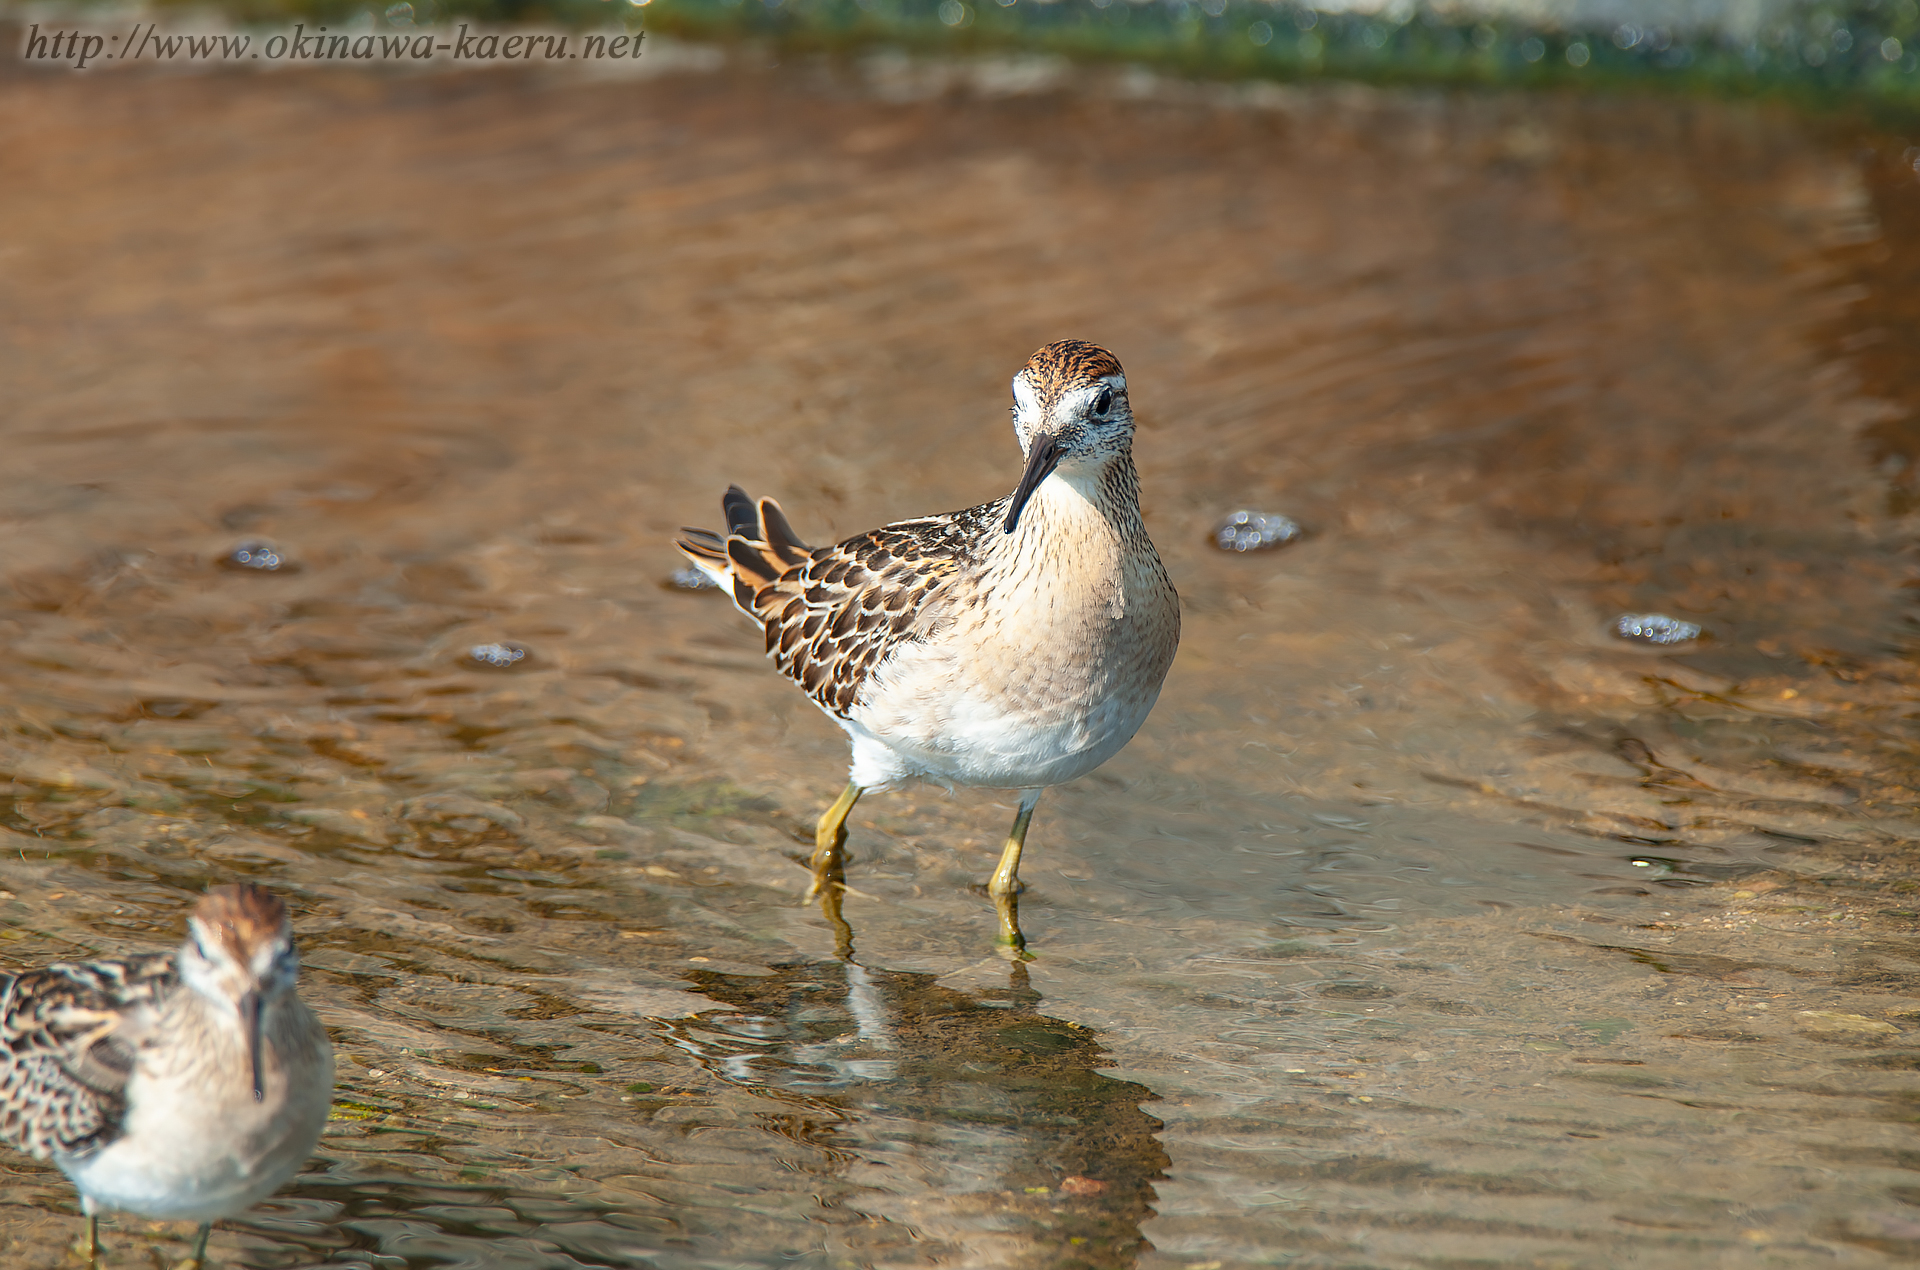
[4,42,1920,1268]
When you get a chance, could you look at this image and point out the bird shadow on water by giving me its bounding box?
[662,916,1172,1269]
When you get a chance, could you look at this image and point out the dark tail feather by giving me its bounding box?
[676,527,727,564]
[722,485,757,538]
[758,499,812,567]
[679,487,807,613]
[727,535,786,588]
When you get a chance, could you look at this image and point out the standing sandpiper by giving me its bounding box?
[678,340,1180,951]
[0,883,334,1267]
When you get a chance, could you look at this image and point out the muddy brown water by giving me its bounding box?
[5,39,1920,1268]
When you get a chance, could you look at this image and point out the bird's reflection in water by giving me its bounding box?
[663,901,1169,1268]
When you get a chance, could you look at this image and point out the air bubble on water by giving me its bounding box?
[222,541,285,572]
[666,566,721,591]
[1213,510,1304,553]
[466,642,531,669]
[1612,613,1702,645]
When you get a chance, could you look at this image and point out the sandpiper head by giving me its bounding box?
[179,883,299,1102]
[1005,340,1131,533]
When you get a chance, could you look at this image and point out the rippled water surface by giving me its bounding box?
[6,47,1920,1268]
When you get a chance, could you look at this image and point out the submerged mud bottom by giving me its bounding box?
[5,46,1920,1269]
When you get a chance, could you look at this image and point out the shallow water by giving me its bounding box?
[4,45,1920,1269]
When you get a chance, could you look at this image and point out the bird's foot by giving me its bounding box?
[803,859,842,903]
[803,828,848,903]
[994,936,1034,963]
[817,879,857,959]
[991,890,1031,958]
[72,1214,101,1267]
[804,782,862,905]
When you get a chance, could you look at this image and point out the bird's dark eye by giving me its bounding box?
[1092,387,1114,416]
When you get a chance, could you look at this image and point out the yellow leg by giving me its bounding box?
[806,781,863,901]
[185,1220,212,1268]
[83,1214,98,1267]
[989,789,1043,954]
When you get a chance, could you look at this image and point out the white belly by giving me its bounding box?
[843,665,1164,790]
[62,1005,333,1223]
[842,591,1175,791]
[66,1130,304,1223]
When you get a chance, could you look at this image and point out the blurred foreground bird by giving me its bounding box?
[678,340,1180,951]
[0,883,334,1267]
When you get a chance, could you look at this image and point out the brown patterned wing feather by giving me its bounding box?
[678,488,1002,718]
[756,517,980,716]
[0,954,175,1161]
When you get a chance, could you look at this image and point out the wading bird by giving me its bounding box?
[678,340,1180,951]
[0,883,334,1267]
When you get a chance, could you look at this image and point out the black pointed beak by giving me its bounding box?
[1003,433,1062,534]
[241,990,264,1102]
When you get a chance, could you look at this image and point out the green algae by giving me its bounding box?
[62,0,1920,117]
